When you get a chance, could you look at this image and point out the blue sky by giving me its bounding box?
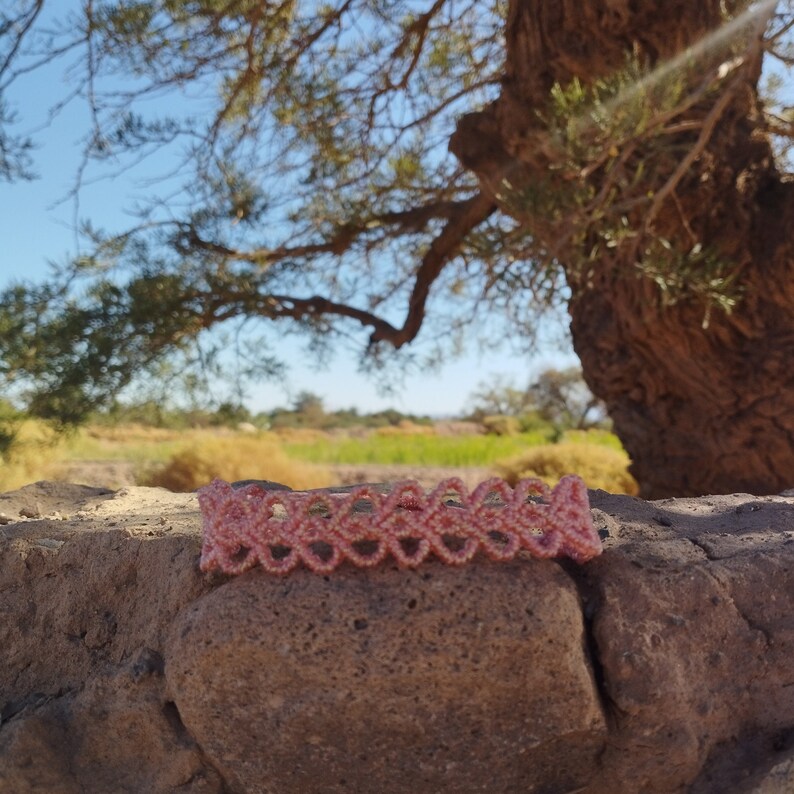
[0,17,577,418]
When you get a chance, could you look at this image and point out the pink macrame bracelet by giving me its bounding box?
[198,475,601,575]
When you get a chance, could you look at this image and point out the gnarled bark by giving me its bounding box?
[451,0,794,497]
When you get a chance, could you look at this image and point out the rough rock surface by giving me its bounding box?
[0,480,793,793]
[583,492,794,793]
[167,560,605,794]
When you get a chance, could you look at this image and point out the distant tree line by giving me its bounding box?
[2,367,598,440]
[86,391,433,432]
[465,367,608,437]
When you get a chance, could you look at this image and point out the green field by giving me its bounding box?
[283,428,623,467]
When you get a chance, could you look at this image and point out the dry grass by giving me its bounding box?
[271,427,333,444]
[494,442,639,495]
[374,420,435,437]
[141,435,333,492]
[0,420,66,492]
[84,424,184,443]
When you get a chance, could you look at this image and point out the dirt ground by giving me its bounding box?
[50,460,495,494]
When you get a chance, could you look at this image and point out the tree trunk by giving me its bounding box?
[451,0,794,497]
[567,186,794,498]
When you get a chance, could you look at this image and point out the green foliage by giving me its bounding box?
[0,275,186,425]
[504,54,747,317]
[285,430,555,468]
[547,62,688,156]
[0,99,35,182]
[516,411,557,434]
[0,1,786,442]
[466,375,535,419]
[0,0,509,426]
[91,399,256,430]
[283,424,624,467]
[562,428,625,450]
[0,414,628,490]
[64,424,184,466]
[268,399,431,431]
[0,398,23,459]
[0,264,283,426]
[635,239,741,325]
[529,367,608,430]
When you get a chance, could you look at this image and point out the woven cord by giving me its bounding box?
[198,475,601,575]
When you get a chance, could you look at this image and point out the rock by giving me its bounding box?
[165,560,606,794]
[0,485,212,701]
[749,751,794,794]
[1,480,793,793]
[0,660,224,794]
[689,729,794,794]
[230,478,293,491]
[0,482,219,794]
[579,490,794,793]
[0,481,112,520]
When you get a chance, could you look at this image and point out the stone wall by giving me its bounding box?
[1,481,793,793]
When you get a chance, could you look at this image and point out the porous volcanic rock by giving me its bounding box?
[0,480,793,794]
[582,490,794,794]
[0,658,224,793]
[165,560,606,794]
[0,483,221,792]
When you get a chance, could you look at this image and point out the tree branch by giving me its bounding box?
[182,196,482,266]
[0,0,45,81]
[245,191,496,348]
[385,190,496,346]
[642,74,741,238]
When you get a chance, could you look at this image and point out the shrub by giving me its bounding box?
[494,442,638,495]
[142,436,332,492]
[516,411,555,435]
[482,415,521,436]
[375,420,436,437]
[0,419,65,492]
[271,427,332,444]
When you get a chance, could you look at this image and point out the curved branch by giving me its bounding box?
[183,196,483,266]
[641,74,741,238]
[388,0,448,89]
[249,191,496,348]
[386,190,496,346]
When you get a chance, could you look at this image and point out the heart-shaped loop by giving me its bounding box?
[386,534,431,568]
[336,535,389,568]
[479,527,521,561]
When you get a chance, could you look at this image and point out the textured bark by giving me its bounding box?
[451,0,794,497]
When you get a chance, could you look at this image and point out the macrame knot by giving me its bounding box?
[197,475,601,575]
